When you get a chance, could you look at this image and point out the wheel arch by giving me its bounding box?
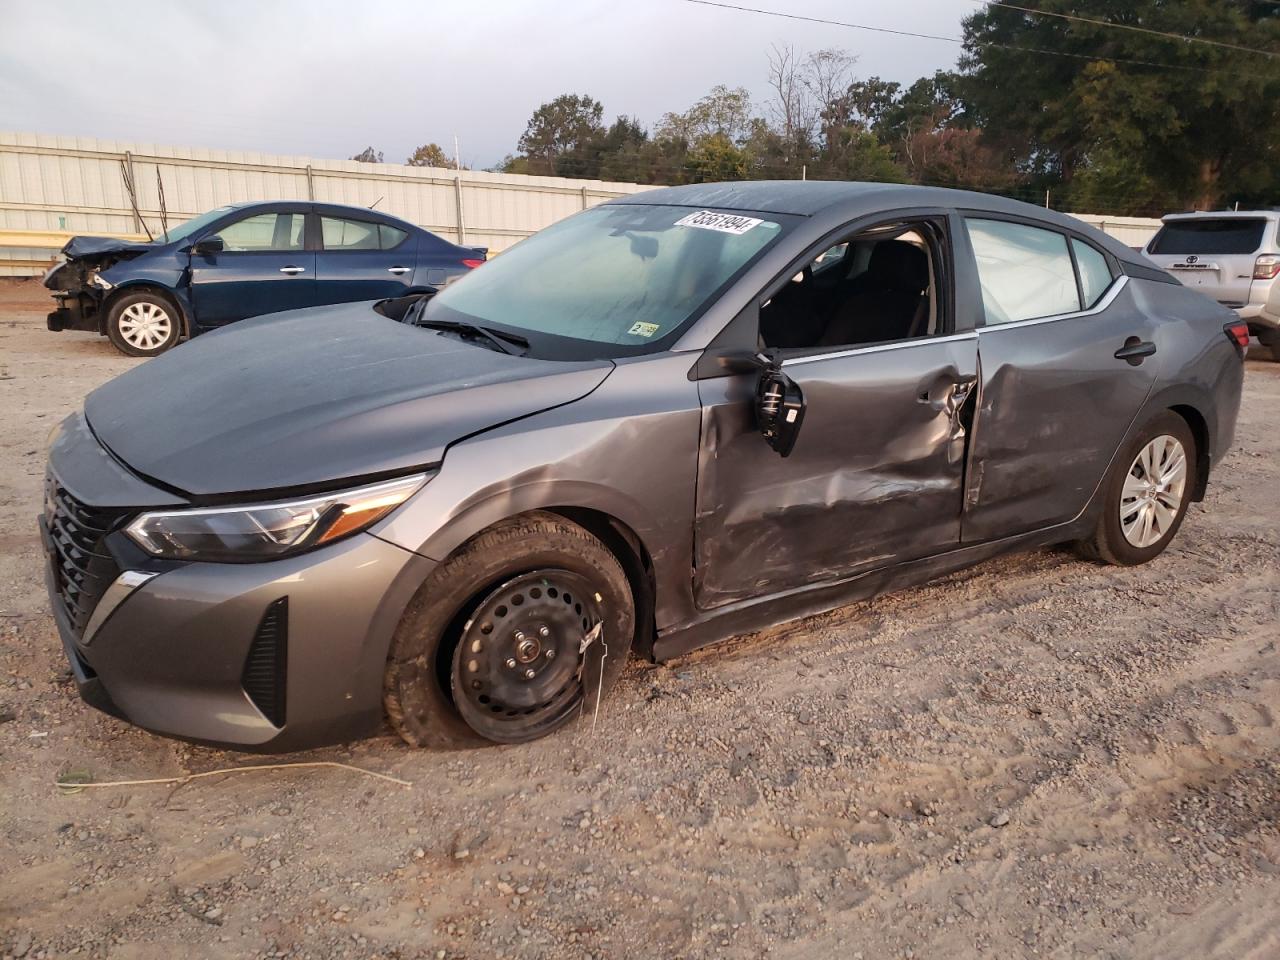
[1168,403,1210,502]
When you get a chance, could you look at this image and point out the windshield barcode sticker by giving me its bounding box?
[627,321,660,338]
[674,210,764,235]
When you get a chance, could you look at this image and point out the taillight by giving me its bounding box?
[461,258,485,270]
[1255,255,1280,280]
[1224,320,1250,349]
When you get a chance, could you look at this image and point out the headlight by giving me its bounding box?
[125,473,429,562]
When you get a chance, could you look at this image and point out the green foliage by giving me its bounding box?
[959,0,1280,212]
[685,133,750,182]
[406,143,455,169]
[499,8,1280,213]
[516,94,606,177]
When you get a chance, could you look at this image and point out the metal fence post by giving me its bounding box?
[454,176,467,244]
[581,186,589,210]
[305,164,315,201]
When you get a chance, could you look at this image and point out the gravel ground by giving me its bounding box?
[1,277,1278,960]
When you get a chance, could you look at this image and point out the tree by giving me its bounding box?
[406,143,456,168]
[516,94,605,176]
[656,85,754,144]
[350,146,383,164]
[958,0,1280,210]
[685,133,750,182]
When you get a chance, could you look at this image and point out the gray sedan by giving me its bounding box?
[41,181,1246,750]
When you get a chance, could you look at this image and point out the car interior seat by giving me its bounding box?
[818,240,930,346]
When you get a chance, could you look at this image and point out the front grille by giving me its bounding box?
[44,475,130,637]
[242,598,288,728]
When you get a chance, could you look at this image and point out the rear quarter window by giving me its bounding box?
[1149,219,1266,256]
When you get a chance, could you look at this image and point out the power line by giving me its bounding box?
[681,0,1265,75]
[980,1,1279,60]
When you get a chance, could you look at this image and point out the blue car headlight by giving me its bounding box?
[125,473,430,562]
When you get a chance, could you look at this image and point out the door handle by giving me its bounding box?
[1114,338,1157,365]
[387,266,411,275]
[279,265,305,275]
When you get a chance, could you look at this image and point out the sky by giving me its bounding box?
[0,0,976,170]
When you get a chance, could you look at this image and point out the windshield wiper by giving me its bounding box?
[415,317,529,356]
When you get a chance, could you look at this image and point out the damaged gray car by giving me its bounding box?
[41,181,1246,751]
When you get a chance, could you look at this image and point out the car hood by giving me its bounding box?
[61,235,156,259]
[85,303,614,498]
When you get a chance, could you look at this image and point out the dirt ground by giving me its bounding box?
[0,276,1277,960]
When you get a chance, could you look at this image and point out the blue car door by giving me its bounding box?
[314,214,418,304]
[188,207,316,328]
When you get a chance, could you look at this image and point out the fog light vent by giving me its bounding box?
[242,598,287,728]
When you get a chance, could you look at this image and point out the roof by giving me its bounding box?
[608,180,1147,265]
[1162,210,1279,221]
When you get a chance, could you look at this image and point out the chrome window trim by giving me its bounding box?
[781,331,978,367]
[977,274,1129,332]
[82,570,158,645]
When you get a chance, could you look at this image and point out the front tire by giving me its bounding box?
[383,512,635,748]
[105,291,181,357]
[1075,411,1196,566]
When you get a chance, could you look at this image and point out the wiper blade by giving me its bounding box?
[416,318,528,355]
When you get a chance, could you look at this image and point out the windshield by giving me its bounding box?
[159,206,238,244]
[1149,219,1267,256]
[423,204,789,358]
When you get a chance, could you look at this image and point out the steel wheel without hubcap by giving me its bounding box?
[452,569,606,743]
[117,301,173,352]
[1120,434,1187,549]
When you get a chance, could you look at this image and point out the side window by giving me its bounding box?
[759,221,943,351]
[321,217,381,251]
[966,219,1080,324]
[215,212,305,252]
[1072,238,1114,309]
[379,224,408,249]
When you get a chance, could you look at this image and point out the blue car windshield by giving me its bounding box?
[423,204,789,357]
[159,206,238,244]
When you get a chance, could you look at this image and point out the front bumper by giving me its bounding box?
[47,291,101,333]
[41,416,436,751]
[42,519,434,751]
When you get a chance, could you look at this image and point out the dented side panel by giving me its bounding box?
[692,335,979,610]
[962,281,1159,542]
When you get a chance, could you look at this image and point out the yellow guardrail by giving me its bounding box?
[0,228,150,249]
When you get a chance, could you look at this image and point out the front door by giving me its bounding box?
[693,216,977,609]
[189,208,315,327]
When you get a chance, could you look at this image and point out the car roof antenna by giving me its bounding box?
[369,196,384,210]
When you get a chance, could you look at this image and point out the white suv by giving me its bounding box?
[1145,211,1280,352]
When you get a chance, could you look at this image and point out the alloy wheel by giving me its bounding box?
[1120,434,1187,549]
[117,301,173,351]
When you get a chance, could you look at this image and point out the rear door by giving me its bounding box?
[188,207,315,327]
[960,215,1159,542]
[314,214,419,304]
[1145,217,1268,309]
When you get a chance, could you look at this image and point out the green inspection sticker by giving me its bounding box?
[627,321,660,338]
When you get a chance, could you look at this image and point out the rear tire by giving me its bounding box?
[1075,411,1196,566]
[105,291,181,357]
[1255,326,1280,360]
[383,512,634,748]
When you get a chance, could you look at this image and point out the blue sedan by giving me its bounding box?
[44,201,486,356]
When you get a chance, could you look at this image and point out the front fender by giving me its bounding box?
[371,354,704,631]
